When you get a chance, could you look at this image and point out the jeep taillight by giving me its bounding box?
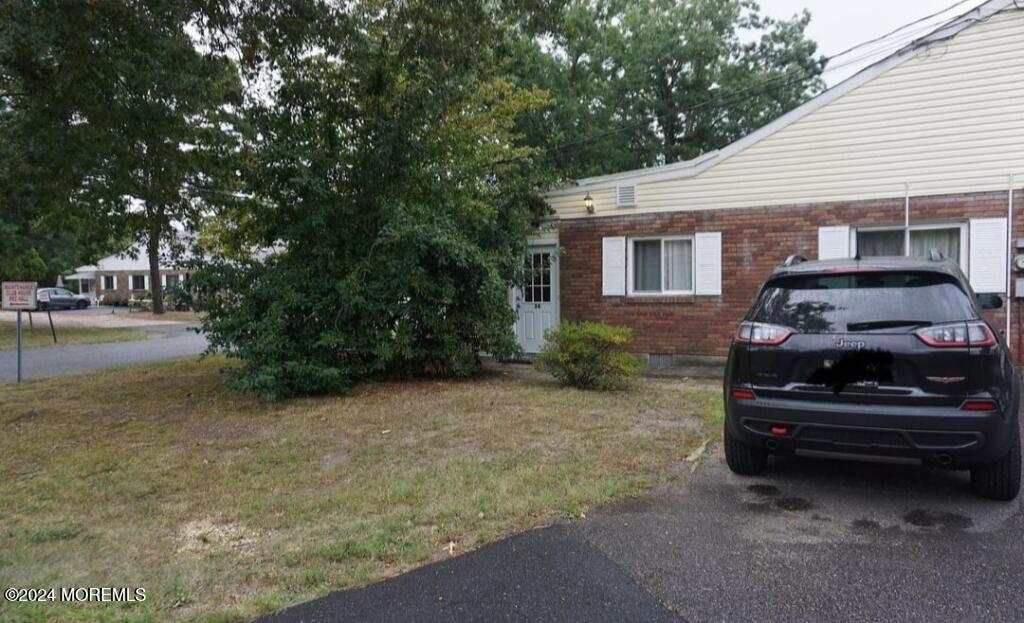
[915,322,995,348]
[735,321,792,346]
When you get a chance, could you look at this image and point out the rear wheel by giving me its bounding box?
[970,419,1021,501]
[75,300,88,309]
[724,423,768,475]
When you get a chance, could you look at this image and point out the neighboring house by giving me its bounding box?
[66,235,195,304]
[521,0,1024,363]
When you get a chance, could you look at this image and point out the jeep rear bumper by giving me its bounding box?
[726,395,1017,465]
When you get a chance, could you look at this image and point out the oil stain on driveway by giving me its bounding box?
[581,452,1022,622]
[264,446,1023,622]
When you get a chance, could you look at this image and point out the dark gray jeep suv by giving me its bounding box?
[724,255,1021,500]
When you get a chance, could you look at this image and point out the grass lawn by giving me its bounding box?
[118,310,202,324]
[0,321,148,351]
[0,357,722,623]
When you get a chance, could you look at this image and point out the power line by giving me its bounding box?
[544,0,991,156]
[184,0,1010,197]
[826,0,979,61]
[545,31,930,155]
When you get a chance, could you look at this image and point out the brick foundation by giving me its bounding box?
[557,189,1024,362]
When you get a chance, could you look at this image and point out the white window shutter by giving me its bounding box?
[602,236,627,296]
[969,218,1008,293]
[694,232,722,296]
[818,226,850,260]
[112,276,117,289]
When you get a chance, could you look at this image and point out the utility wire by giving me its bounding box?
[826,0,979,61]
[186,7,982,200]
[544,0,999,156]
[544,23,943,155]
[184,0,1008,197]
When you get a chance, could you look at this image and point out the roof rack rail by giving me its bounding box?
[783,254,807,267]
[929,248,946,262]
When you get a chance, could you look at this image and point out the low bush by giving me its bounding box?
[164,283,193,311]
[534,322,643,390]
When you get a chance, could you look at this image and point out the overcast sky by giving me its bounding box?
[758,0,989,85]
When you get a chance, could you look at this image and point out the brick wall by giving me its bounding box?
[558,189,1024,360]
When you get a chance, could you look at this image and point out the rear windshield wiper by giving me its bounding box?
[846,320,933,332]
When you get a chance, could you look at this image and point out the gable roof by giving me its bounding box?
[547,0,1015,198]
[70,230,198,275]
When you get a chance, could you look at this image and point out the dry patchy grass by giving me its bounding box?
[0,357,722,622]
[0,322,148,351]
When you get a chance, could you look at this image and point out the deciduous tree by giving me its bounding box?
[0,0,242,311]
[513,0,826,177]
[191,0,555,398]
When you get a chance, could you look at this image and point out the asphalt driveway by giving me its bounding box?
[0,323,207,382]
[263,442,1023,622]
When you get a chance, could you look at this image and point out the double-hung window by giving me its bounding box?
[854,223,966,268]
[102,275,116,290]
[628,236,694,295]
[131,275,147,290]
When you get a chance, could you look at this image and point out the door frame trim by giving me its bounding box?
[513,243,560,354]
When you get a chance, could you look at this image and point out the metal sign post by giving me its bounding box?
[16,310,22,382]
[36,289,56,343]
[2,281,38,383]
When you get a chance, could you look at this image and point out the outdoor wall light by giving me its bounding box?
[584,192,595,214]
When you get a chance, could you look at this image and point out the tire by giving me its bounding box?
[724,422,768,475]
[970,419,1021,501]
[75,300,88,309]
[38,302,48,311]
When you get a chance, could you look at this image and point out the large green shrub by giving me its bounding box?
[534,322,643,390]
[189,2,554,400]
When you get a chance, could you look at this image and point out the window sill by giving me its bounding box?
[625,295,697,304]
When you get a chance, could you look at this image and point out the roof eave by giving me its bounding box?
[546,0,1015,199]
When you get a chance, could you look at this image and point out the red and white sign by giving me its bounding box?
[2,281,38,310]
[36,289,51,303]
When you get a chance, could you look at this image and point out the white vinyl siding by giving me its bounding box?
[547,10,1024,218]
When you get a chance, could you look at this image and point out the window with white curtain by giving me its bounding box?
[910,228,960,262]
[630,236,694,294]
[855,225,964,264]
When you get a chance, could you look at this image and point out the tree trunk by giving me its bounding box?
[147,223,164,314]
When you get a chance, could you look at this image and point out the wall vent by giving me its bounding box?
[616,185,637,207]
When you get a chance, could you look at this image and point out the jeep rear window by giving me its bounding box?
[752,271,978,333]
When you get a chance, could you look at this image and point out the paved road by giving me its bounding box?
[263,445,1023,622]
[0,324,207,382]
